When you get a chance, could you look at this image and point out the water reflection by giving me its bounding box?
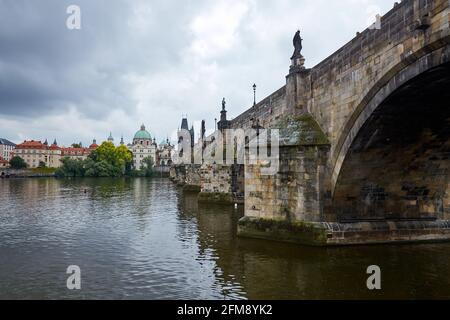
[1,178,450,299]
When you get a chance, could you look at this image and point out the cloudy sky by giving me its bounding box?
[0,0,395,146]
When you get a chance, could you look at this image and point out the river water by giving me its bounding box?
[1,177,450,299]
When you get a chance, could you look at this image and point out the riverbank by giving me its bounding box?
[0,168,56,178]
[1,167,170,178]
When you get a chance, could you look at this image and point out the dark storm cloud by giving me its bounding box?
[0,0,192,118]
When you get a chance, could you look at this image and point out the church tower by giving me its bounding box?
[107,132,114,144]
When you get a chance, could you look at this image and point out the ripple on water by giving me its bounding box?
[2,178,450,299]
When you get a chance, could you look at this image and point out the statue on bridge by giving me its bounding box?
[291,30,303,59]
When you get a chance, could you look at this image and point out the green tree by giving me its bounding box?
[9,156,27,169]
[115,144,133,173]
[71,143,82,148]
[89,142,132,174]
[140,156,154,177]
[55,157,85,177]
[90,142,116,164]
[84,160,119,177]
[56,141,143,178]
[38,161,47,168]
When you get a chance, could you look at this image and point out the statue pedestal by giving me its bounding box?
[289,55,305,74]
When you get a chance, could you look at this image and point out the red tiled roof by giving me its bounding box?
[15,140,46,149]
[48,144,61,150]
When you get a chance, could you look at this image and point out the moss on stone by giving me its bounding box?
[183,184,201,192]
[270,113,330,147]
[237,216,329,246]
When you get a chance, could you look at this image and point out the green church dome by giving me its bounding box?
[134,124,152,140]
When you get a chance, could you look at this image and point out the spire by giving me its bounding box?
[253,84,257,106]
[108,132,114,142]
[120,135,124,145]
[189,125,195,147]
[140,124,145,131]
[201,120,206,140]
[180,117,189,131]
[44,138,48,146]
[53,139,57,146]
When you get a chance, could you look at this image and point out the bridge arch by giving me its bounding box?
[330,43,450,221]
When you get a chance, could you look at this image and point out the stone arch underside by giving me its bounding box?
[331,60,450,222]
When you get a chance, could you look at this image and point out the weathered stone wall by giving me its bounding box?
[200,164,233,194]
[309,0,448,140]
[245,145,329,222]
[169,165,186,186]
[331,59,450,222]
[169,162,242,202]
[231,164,245,200]
[198,164,233,203]
[307,0,450,189]
[184,165,202,191]
[196,163,246,203]
[231,87,287,130]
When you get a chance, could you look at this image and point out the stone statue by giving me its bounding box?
[222,98,226,110]
[291,30,303,59]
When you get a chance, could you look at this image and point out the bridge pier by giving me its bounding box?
[238,217,450,246]
[183,164,202,192]
[170,163,245,204]
[198,163,244,204]
[237,114,333,245]
[169,165,186,187]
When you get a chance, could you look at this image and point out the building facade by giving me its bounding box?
[13,140,62,168]
[156,138,174,166]
[0,156,9,168]
[129,124,157,170]
[0,138,16,161]
[61,147,91,161]
[13,139,98,168]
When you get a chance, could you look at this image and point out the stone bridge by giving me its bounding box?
[171,0,450,245]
